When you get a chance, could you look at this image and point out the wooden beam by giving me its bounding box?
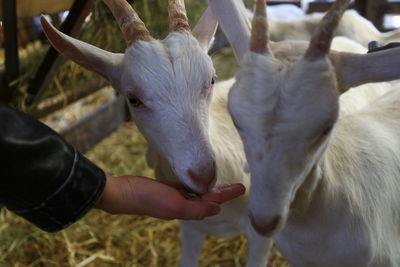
[0,0,74,19]
[365,0,388,31]
[307,2,334,14]
[27,0,96,109]
[1,0,18,104]
[267,0,301,7]
[30,80,107,118]
[60,95,127,153]
[353,0,367,15]
[386,3,400,14]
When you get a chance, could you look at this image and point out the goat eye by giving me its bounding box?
[211,76,217,85]
[128,95,142,107]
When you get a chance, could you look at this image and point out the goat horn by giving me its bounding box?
[103,0,151,46]
[305,0,350,60]
[250,0,269,54]
[168,0,191,33]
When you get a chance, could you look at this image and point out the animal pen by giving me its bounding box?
[0,0,399,266]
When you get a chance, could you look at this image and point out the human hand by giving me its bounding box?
[95,175,245,220]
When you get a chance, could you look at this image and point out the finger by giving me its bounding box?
[200,183,246,204]
[176,201,221,220]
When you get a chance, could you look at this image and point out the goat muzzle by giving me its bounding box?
[249,212,283,237]
[187,161,217,194]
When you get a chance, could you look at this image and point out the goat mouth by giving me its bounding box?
[183,191,201,199]
[180,179,205,195]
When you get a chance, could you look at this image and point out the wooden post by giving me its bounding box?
[307,2,333,14]
[353,0,367,16]
[1,0,19,104]
[60,95,127,153]
[30,80,108,118]
[27,0,96,109]
[364,0,388,31]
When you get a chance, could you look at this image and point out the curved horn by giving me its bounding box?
[250,0,269,54]
[168,0,190,33]
[304,0,351,60]
[40,16,123,84]
[103,0,151,45]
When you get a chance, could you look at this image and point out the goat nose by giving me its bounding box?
[249,212,282,237]
[187,161,216,193]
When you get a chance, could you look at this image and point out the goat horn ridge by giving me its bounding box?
[305,0,351,60]
[102,0,151,46]
[168,0,191,33]
[250,0,269,55]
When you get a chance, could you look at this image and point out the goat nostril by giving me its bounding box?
[249,213,282,237]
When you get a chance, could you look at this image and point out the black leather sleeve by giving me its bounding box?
[0,105,106,232]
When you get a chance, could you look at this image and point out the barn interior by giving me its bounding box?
[1,0,399,266]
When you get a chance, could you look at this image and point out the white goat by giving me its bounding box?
[238,3,400,48]
[268,9,400,48]
[228,0,400,265]
[266,4,305,21]
[40,0,273,266]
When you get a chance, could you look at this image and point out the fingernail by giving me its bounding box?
[211,187,222,193]
[212,184,233,193]
[220,185,234,191]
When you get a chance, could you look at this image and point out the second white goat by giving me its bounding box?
[229,0,400,266]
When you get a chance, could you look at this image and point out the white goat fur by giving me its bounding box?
[226,0,400,266]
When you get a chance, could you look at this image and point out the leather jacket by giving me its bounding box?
[0,105,106,232]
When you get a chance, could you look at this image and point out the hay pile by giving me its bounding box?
[0,123,289,266]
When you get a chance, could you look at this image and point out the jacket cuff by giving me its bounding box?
[10,150,106,232]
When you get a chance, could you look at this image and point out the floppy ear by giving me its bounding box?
[41,16,123,84]
[331,47,400,92]
[192,7,218,51]
[208,0,251,64]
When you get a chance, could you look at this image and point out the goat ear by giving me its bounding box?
[192,7,218,51]
[40,16,123,85]
[331,48,400,93]
[209,0,251,64]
